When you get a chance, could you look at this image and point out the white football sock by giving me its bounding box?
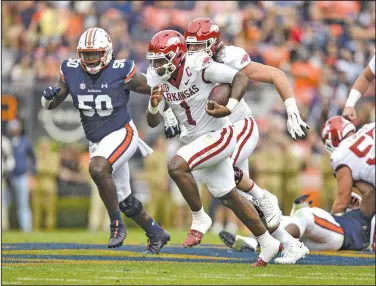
[255,230,276,248]
[247,182,266,201]
[191,207,211,233]
[192,206,205,221]
[271,225,298,247]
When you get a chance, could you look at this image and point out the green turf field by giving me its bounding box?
[2,229,375,285]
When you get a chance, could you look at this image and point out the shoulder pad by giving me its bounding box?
[110,59,136,83]
[222,45,251,70]
[186,51,213,71]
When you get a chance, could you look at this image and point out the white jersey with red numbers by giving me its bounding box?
[146,53,237,144]
[220,45,253,124]
[330,122,375,187]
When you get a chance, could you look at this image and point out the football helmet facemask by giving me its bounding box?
[77,27,113,74]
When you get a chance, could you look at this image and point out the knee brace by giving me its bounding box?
[119,194,143,218]
[233,166,243,186]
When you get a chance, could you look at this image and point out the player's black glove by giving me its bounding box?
[163,107,181,139]
[43,86,60,100]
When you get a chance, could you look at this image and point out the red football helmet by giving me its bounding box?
[321,116,356,152]
[146,30,187,80]
[184,18,222,57]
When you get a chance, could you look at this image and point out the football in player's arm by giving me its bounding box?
[184,18,309,140]
[343,53,375,122]
[146,53,249,126]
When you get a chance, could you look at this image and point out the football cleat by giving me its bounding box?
[258,191,282,229]
[183,229,204,248]
[252,240,283,267]
[251,257,268,267]
[274,240,309,264]
[219,231,256,252]
[143,230,171,255]
[290,194,313,216]
[183,212,212,248]
[108,220,126,248]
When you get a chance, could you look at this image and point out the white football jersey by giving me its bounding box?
[147,53,237,144]
[331,122,375,187]
[220,45,253,123]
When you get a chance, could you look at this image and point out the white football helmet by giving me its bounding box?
[77,27,113,74]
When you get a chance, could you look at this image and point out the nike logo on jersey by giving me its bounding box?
[185,79,190,85]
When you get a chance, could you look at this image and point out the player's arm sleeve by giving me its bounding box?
[205,61,249,103]
[124,61,137,83]
[203,61,238,84]
[225,46,251,71]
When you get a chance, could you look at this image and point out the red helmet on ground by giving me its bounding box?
[184,18,222,57]
[321,116,356,152]
[146,30,187,80]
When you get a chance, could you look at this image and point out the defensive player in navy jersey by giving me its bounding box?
[41,27,172,253]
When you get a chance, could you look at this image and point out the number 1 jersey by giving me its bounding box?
[146,53,238,144]
[60,59,136,143]
[330,122,375,187]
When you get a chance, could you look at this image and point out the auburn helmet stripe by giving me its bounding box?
[86,28,96,47]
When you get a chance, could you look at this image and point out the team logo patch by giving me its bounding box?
[209,25,219,33]
[167,37,180,46]
[161,84,169,92]
[203,56,212,66]
[80,83,86,89]
[241,54,250,64]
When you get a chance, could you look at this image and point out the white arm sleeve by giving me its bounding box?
[204,61,238,84]
[369,55,375,75]
[223,46,251,71]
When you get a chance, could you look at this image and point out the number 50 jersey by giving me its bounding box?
[331,122,375,187]
[60,58,136,143]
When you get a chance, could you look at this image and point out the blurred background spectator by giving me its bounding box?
[1,1,374,230]
[32,137,59,231]
[5,119,36,232]
[2,135,15,232]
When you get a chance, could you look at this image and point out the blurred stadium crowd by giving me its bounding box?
[2,1,375,234]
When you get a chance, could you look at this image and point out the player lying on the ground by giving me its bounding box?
[321,116,375,216]
[220,187,375,252]
[180,17,309,264]
[145,29,288,267]
[41,27,171,253]
[342,50,375,122]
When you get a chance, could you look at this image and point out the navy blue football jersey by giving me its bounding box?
[333,209,371,250]
[60,58,136,143]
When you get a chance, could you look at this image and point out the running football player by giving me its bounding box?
[183,18,309,264]
[146,29,284,266]
[41,27,171,253]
